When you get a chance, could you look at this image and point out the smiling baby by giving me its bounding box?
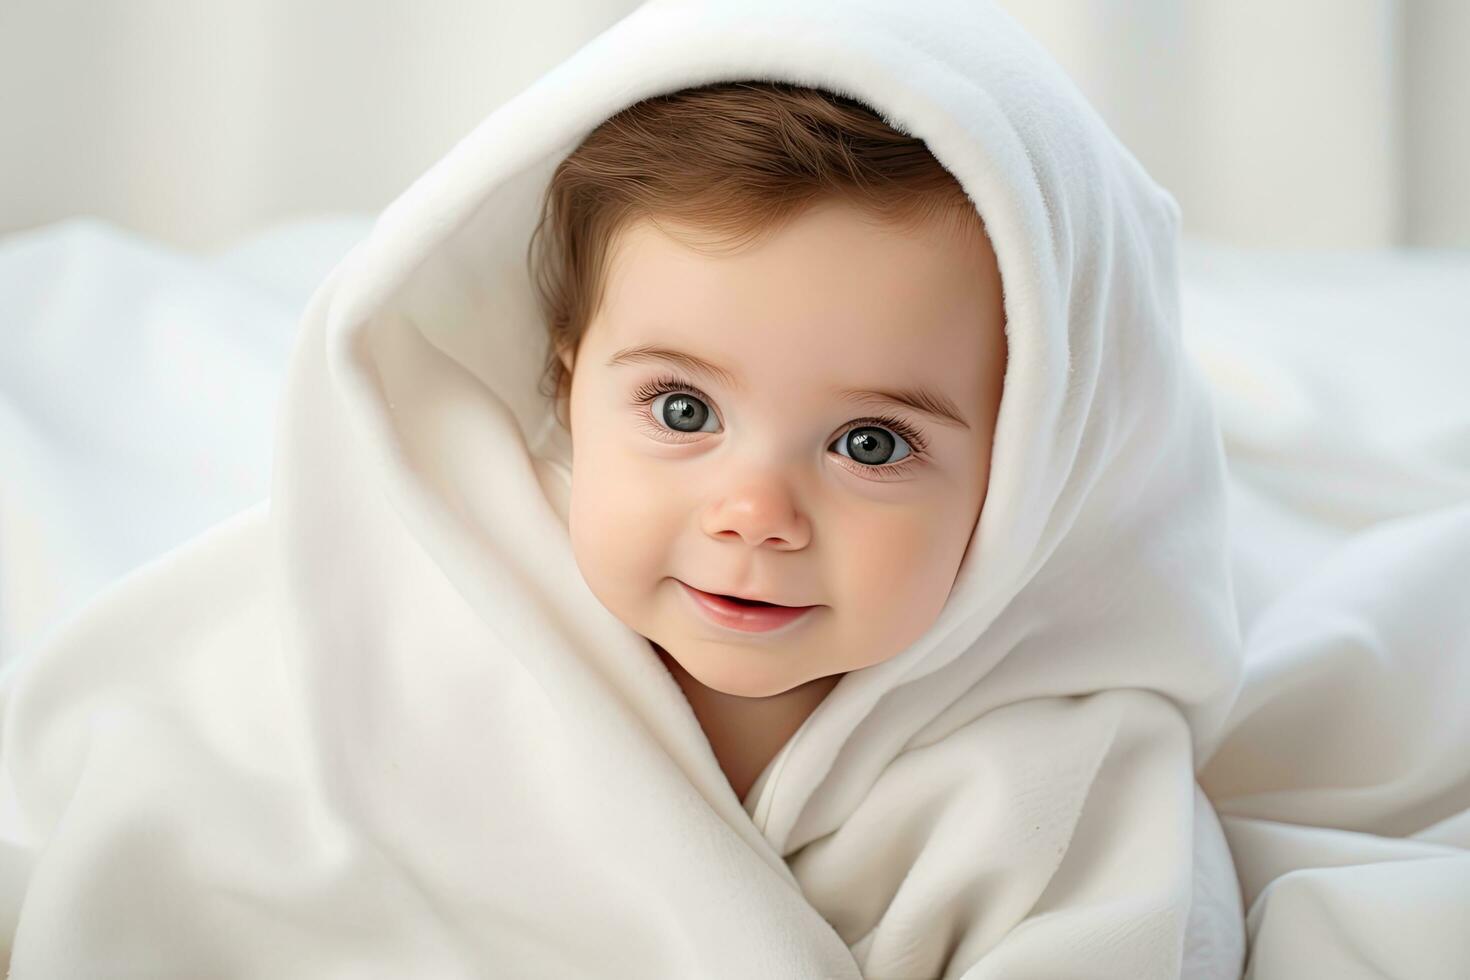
[531,81,1008,802]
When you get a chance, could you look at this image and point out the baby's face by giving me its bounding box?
[560,198,1007,698]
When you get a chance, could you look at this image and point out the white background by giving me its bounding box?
[2,0,1468,250]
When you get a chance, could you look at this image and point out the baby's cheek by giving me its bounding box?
[838,505,938,583]
[569,452,673,585]
[592,450,674,529]
[833,510,960,650]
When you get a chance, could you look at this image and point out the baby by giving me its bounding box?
[533,81,1008,802]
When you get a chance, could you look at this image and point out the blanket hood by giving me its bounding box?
[264,0,1244,974]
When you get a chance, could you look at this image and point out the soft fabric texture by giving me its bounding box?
[0,215,372,671]
[1,0,1465,977]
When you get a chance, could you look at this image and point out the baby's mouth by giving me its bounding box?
[676,580,810,610]
[719,594,778,608]
[676,580,819,634]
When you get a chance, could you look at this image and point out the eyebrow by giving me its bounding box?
[607,343,971,431]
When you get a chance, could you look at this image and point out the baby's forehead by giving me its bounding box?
[603,204,994,313]
[612,195,988,254]
[606,201,998,314]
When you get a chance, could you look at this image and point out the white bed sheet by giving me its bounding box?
[0,215,375,670]
[1179,241,1470,628]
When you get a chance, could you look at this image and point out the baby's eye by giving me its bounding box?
[831,425,913,468]
[651,390,719,434]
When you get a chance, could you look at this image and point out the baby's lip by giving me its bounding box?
[677,580,815,609]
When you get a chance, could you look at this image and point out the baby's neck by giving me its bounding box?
[652,641,842,803]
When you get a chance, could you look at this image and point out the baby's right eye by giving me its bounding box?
[632,375,721,439]
[652,391,718,434]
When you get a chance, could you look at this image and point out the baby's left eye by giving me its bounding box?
[831,425,913,467]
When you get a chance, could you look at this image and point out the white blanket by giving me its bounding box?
[1179,242,1470,977]
[1,1,1467,977]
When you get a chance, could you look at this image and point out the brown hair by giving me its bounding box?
[525,80,981,429]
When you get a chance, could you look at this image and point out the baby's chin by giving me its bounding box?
[647,636,820,699]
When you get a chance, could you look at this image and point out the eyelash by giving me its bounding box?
[629,372,930,480]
